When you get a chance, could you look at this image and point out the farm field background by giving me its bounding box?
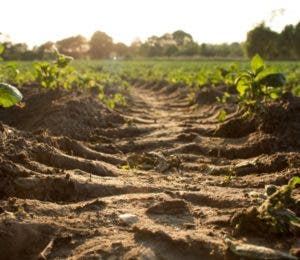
[0,57,300,259]
[2,59,300,93]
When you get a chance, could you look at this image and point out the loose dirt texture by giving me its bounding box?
[0,83,299,259]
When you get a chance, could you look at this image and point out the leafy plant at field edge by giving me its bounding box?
[234,54,286,113]
[98,85,127,109]
[34,49,74,89]
[0,44,21,85]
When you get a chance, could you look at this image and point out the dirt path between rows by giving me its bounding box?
[0,83,299,259]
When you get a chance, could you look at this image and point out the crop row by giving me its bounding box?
[0,50,300,109]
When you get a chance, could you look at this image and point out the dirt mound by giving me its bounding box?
[260,94,300,134]
[0,87,125,140]
[0,84,299,259]
[194,86,225,105]
[214,116,257,138]
[0,213,57,260]
[214,94,300,155]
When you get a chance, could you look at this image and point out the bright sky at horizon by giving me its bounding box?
[1,0,299,47]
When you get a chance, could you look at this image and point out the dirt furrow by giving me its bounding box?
[0,84,299,259]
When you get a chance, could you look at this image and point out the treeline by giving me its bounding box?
[246,22,300,60]
[0,31,244,60]
[0,21,299,60]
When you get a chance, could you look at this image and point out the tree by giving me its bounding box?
[165,45,178,56]
[178,42,199,56]
[128,38,142,57]
[140,36,163,57]
[34,41,55,60]
[1,42,29,60]
[172,30,193,46]
[277,25,295,59]
[56,35,88,59]
[138,31,196,57]
[199,43,215,57]
[294,22,300,59]
[89,31,113,59]
[214,43,231,57]
[113,42,129,57]
[245,23,279,59]
[228,42,244,58]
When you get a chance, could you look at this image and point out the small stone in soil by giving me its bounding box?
[118,213,139,225]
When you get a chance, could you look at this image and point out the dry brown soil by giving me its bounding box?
[0,83,299,259]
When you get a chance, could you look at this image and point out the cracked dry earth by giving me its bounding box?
[0,83,299,260]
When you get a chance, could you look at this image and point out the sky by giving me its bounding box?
[0,0,299,47]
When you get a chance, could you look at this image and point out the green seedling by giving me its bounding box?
[234,54,286,112]
[54,50,73,68]
[232,176,300,235]
[35,50,74,89]
[217,109,227,123]
[98,85,127,109]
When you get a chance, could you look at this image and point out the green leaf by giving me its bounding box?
[105,99,115,109]
[237,83,249,96]
[223,92,230,99]
[121,164,130,170]
[234,72,252,86]
[0,44,4,55]
[258,73,286,88]
[254,67,278,81]
[217,109,227,122]
[54,50,73,68]
[251,54,265,75]
[0,83,23,107]
[288,176,300,189]
[270,92,280,99]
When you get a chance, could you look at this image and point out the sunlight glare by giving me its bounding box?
[0,0,299,47]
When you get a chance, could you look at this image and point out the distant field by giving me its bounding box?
[73,59,300,95]
[10,59,300,91]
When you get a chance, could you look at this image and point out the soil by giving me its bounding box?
[0,83,299,259]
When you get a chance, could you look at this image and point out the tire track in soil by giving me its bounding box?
[0,83,299,259]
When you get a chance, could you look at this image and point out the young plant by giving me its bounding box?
[235,54,286,111]
[217,109,227,123]
[0,62,22,85]
[232,176,300,235]
[98,85,127,109]
[54,50,73,68]
[34,49,74,89]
